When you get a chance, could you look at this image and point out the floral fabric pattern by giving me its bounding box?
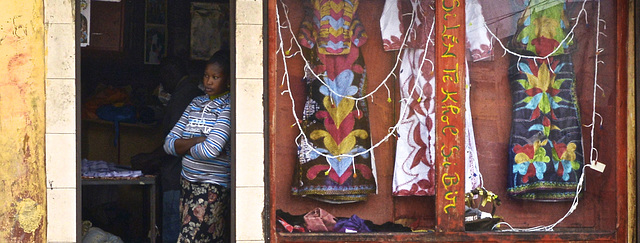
[178,178,229,243]
[292,0,376,203]
[507,57,583,201]
[507,0,583,201]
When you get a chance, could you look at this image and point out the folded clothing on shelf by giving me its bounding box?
[81,159,143,178]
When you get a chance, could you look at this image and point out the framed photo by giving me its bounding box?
[145,0,167,25]
[190,2,229,60]
[144,25,167,65]
[80,0,90,47]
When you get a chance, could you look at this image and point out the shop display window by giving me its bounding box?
[268,0,631,241]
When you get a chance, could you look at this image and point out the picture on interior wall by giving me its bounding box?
[190,2,229,60]
[145,0,167,25]
[80,0,90,47]
[144,25,167,65]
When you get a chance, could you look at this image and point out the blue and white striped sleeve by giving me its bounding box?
[189,108,231,159]
[163,100,194,156]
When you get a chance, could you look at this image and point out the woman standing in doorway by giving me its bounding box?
[163,49,231,242]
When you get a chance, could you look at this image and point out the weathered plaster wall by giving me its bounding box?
[0,0,47,242]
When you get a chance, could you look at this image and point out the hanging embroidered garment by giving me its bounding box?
[381,0,490,196]
[466,0,493,61]
[292,0,377,203]
[506,0,584,201]
[298,0,367,56]
[464,61,482,193]
[381,0,437,196]
[464,0,490,193]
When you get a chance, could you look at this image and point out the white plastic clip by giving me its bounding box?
[590,160,606,173]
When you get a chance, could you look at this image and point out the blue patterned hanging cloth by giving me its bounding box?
[506,0,584,201]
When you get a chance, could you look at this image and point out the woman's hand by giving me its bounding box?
[173,136,207,156]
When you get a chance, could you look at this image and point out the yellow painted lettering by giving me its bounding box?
[441,25,460,39]
[442,172,460,190]
[440,114,450,125]
[442,125,459,136]
[444,191,458,214]
[442,161,451,168]
[442,42,456,58]
[441,88,458,103]
[443,63,459,83]
[442,105,460,115]
[441,145,459,158]
[442,0,460,12]
[444,12,456,20]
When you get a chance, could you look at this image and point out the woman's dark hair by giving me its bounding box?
[206,49,231,77]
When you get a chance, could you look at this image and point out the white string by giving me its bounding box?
[492,0,605,232]
[276,0,432,161]
[588,0,604,165]
[493,163,593,232]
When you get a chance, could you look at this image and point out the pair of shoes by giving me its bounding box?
[464,188,502,231]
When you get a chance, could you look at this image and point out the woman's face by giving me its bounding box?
[203,63,229,96]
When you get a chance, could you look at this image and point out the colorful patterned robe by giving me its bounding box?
[507,0,584,201]
[292,0,377,203]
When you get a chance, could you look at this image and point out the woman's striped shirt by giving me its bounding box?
[163,93,231,187]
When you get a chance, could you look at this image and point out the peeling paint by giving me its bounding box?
[16,199,43,234]
[0,0,46,241]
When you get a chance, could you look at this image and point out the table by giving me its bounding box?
[82,176,158,243]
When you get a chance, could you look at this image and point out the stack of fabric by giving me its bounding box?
[81,159,143,178]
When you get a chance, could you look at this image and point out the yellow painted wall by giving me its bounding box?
[0,0,46,241]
